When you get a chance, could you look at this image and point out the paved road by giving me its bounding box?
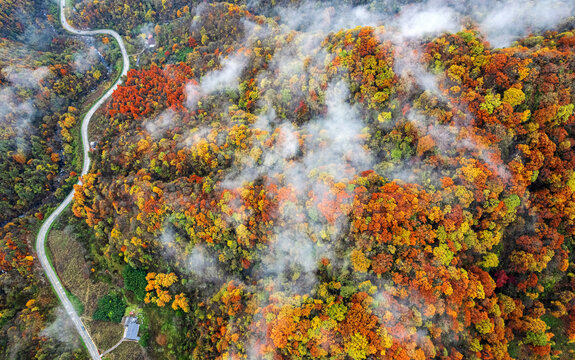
[35,1,130,359]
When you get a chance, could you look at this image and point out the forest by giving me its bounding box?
[66,1,575,359]
[2,0,575,359]
[0,0,119,358]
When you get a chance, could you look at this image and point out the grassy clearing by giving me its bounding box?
[47,226,109,316]
[101,340,146,360]
[84,319,123,351]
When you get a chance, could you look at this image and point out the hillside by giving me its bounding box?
[68,2,575,359]
[0,0,119,358]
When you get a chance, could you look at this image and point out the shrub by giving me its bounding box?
[123,265,147,301]
[93,293,126,323]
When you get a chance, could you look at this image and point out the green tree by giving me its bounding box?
[93,294,126,323]
[123,265,147,301]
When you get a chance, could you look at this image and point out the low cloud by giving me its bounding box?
[73,47,99,73]
[144,109,178,140]
[395,4,460,39]
[202,55,247,93]
[185,54,248,110]
[0,88,36,148]
[1,66,49,89]
[187,244,226,282]
[40,306,82,349]
[158,225,228,285]
[277,2,382,34]
[219,81,370,296]
[480,0,574,48]
[0,65,49,145]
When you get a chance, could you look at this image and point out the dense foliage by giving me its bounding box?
[0,38,112,223]
[123,265,148,301]
[1,0,575,359]
[0,1,117,358]
[67,2,575,359]
[93,293,127,323]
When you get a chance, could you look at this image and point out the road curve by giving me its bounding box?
[35,1,130,359]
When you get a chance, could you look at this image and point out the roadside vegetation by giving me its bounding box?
[48,208,148,359]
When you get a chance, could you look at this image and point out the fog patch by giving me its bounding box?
[277,2,382,34]
[0,88,36,147]
[144,109,178,140]
[73,47,99,73]
[1,66,49,89]
[480,0,574,48]
[158,224,228,284]
[185,54,248,111]
[187,244,225,282]
[40,306,82,349]
[395,3,460,39]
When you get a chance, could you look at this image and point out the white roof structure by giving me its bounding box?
[124,316,140,341]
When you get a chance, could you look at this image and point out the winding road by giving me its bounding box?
[35,1,130,359]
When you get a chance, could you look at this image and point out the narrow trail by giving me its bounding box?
[34,1,130,359]
[100,338,125,357]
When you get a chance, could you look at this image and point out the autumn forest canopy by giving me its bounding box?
[2,0,575,359]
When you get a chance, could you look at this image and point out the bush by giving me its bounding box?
[123,265,147,301]
[93,293,126,323]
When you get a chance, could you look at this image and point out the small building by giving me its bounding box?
[123,316,140,341]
